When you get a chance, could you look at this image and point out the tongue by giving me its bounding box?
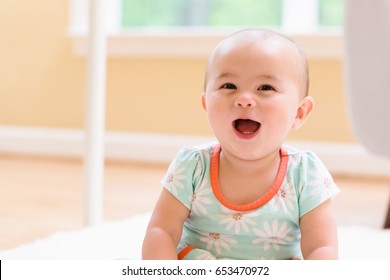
[235,119,260,134]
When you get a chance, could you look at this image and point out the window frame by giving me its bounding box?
[68,0,342,59]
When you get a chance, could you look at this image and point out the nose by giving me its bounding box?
[234,92,256,108]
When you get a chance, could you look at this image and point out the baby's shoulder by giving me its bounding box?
[282,144,327,172]
[283,144,321,161]
[176,142,217,160]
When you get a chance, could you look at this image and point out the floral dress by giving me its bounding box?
[161,142,339,260]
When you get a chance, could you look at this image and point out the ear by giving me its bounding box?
[201,93,207,110]
[292,96,314,129]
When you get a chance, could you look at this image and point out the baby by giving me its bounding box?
[142,28,339,260]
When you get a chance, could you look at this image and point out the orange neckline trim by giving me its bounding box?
[210,144,288,212]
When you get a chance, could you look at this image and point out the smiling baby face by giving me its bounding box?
[202,29,313,160]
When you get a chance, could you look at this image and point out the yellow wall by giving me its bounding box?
[0,0,356,143]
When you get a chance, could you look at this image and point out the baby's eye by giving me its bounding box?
[220,83,237,90]
[258,84,275,91]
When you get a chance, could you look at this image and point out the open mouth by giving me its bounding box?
[233,119,261,136]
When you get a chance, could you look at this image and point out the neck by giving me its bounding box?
[220,148,281,175]
[216,146,283,206]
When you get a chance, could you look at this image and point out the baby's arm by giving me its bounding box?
[142,188,190,259]
[299,199,339,259]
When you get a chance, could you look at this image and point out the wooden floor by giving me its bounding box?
[0,153,389,251]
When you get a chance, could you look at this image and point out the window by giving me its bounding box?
[319,0,344,27]
[69,0,343,58]
[120,0,342,31]
[121,0,282,28]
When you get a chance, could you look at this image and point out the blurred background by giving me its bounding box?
[0,0,389,251]
[0,0,348,140]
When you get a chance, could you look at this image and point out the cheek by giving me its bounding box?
[207,107,225,126]
[205,95,226,115]
[266,103,297,127]
[205,99,230,128]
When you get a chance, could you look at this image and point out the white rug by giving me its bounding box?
[0,212,389,260]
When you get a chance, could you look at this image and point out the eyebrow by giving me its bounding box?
[256,74,283,83]
[213,73,282,83]
[213,72,236,80]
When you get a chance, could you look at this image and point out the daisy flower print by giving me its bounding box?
[190,179,213,216]
[271,177,296,213]
[307,169,337,201]
[165,164,187,196]
[252,220,293,251]
[217,207,258,234]
[200,233,237,255]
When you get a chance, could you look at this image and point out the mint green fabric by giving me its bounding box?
[161,142,339,260]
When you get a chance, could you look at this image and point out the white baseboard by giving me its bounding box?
[0,126,214,163]
[1,125,390,177]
